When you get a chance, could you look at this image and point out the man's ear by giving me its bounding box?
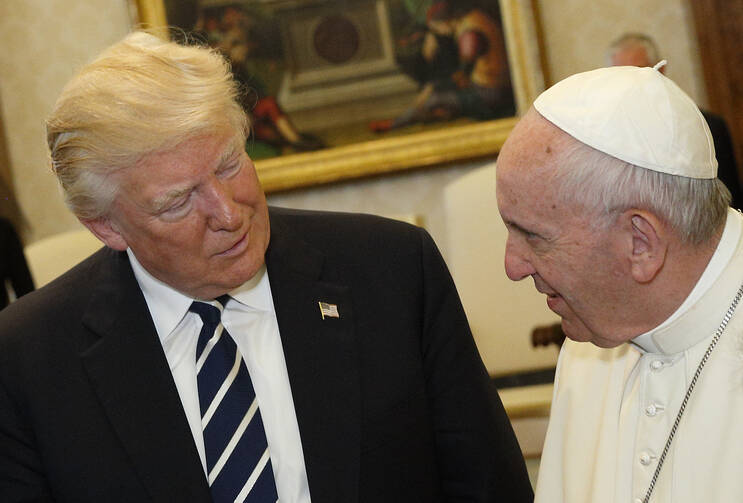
[80,216,128,251]
[624,211,667,283]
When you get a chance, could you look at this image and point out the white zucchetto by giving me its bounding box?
[533,62,717,179]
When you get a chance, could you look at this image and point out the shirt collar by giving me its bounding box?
[127,249,193,345]
[227,264,274,313]
[631,208,743,354]
[126,249,273,345]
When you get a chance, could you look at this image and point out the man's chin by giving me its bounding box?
[560,319,593,344]
[562,321,624,348]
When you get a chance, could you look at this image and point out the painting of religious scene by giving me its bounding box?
[165,0,516,160]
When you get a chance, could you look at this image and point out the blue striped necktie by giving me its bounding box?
[190,295,279,503]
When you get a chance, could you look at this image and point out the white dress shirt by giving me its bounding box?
[535,208,743,503]
[127,250,311,502]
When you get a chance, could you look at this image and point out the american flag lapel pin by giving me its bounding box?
[318,301,339,320]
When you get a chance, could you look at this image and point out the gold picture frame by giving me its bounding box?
[131,0,545,193]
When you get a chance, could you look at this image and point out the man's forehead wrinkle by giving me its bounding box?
[138,135,241,208]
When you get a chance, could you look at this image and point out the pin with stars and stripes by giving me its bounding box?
[318,301,339,320]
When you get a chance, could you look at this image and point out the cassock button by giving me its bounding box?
[645,404,657,416]
[650,360,664,371]
[640,452,652,466]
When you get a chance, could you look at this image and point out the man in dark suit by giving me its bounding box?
[0,217,34,309]
[0,32,532,502]
[701,110,742,208]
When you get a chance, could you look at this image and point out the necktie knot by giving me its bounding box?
[189,295,231,327]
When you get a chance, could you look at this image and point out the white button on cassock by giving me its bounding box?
[640,452,653,466]
[645,403,659,416]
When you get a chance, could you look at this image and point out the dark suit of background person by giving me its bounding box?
[0,207,534,502]
[703,110,742,209]
[0,218,33,309]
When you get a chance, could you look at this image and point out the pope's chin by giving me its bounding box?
[561,318,615,347]
[556,320,600,349]
[560,320,587,342]
[546,297,594,344]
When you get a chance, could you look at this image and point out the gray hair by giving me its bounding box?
[606,33,660,67]
[553,132,730,245]
[47,31,249,220]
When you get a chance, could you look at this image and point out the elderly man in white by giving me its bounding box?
[496,61,743,502]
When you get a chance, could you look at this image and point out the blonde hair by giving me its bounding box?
[47,31,248,219]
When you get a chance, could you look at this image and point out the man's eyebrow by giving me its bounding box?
[217,141,242,166]
[149,140,243,212]
[151,187,192,213]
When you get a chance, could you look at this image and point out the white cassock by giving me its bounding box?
[535,207,743,503]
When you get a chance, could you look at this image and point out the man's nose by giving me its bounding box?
[503,240,535,281]
[206,181,242,231]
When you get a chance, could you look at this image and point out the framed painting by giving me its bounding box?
[131,0,545,192]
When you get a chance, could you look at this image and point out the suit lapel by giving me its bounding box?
[79,250,211,502]
[267,213,361,503]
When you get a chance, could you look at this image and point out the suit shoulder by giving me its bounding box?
[269,206,419,229]
[0,248,115,344]
[266,207,442,281]
[269,206,427,246]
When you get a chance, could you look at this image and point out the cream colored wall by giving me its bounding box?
[536,0,706,104]
[0,0,131,243]
[267,162,481,263]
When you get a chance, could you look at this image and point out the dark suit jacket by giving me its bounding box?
[0,207,532,502]
[0,218,34,309]
[703,110,742,209]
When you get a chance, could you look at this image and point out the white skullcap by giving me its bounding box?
[533,62,717,178]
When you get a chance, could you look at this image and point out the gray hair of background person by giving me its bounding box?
[46,31,249,221]
[533,110,731,245]
[606,32,660,66]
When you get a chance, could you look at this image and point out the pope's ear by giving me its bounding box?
[80,216,128,251]
[625,211,667,283]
